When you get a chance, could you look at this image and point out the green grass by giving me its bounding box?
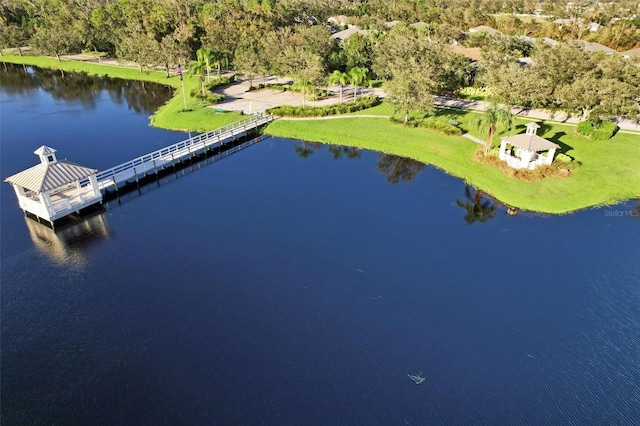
[0,53,241,132]
[265,111,640,213]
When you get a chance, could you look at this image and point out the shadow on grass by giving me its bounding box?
[547,131,573,154]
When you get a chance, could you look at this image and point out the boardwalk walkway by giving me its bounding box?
[89,114,273,190]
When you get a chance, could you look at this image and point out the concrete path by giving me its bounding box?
[213,75,380,114]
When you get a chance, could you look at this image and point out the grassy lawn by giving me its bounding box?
[265,113,640,213]
[0,53,242,132]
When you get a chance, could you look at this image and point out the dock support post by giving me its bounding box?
[133,167,141,193]
[153,160,160,187]
[171,153,177,178]
[112,177,120,202]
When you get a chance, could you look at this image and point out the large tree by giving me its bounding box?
[374,24,466,122]
[0,23,30,55]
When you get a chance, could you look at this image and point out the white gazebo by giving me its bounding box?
[5,146,103,224]
[498,123,561,170]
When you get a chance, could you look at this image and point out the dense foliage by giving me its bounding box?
[1,0,639,119]
[577,119,619,140]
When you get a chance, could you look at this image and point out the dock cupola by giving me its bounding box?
[35,145,58,165]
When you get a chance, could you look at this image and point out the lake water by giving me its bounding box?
[1,64,639,425]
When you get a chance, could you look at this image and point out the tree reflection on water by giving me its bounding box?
[456,185,498,225]
[0,63,172,114]
[328,145,362,160]
[377,154,425,185]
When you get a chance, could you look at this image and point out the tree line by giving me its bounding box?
[1,0,639,120]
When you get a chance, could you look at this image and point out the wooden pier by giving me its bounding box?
[7,114,274,226]
[90,113,274,190]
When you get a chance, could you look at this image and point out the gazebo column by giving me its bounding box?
[89,174,101,197]
[38,191,55,217]
[546,148,556,165]
[498,140,508,160]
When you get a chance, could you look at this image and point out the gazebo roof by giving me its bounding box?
[502,134,560,152]
[5,160,97,192]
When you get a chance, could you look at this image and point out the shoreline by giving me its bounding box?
[2,53,639,214]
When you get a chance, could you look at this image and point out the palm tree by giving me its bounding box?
[196,47,214,82]
[348,67,369,102]
[293,78,313,107]
[328,70,349,104]
[210,48,229,79]
[188,54,207,97]
[471,102,514,156]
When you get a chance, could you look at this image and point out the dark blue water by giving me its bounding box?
[2,65,639,425]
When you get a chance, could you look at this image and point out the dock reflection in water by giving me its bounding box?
[24,211,111,268]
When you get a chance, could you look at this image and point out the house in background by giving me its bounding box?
[327,15,350,28]
[5,146,102,225]
[498,123,561,170]
[577,40,615,54]
[330,26,370,42]
[468,25,503,37]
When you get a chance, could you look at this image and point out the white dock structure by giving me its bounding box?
[5,146,103,224]
[91,114,274,190]
[6,114,274,225]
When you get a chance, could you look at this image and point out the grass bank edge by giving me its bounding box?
[264,117,640,214]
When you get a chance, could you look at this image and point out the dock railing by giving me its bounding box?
[89,114,273,189]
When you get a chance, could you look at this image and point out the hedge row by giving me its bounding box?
[417,117,462,135]
[267,96,380,117]
[577,119,618,141]
[190,89,225,104]
[390,116,461,136]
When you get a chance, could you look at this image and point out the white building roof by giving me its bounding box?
[502,134,560,152]
[468,26,502,36]
[577,40,615,54]
[5,160,97,192]
[330,26,370,41]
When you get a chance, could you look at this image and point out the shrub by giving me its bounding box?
[577,120,592,136]
[267,96,380,117]
[577,119,618,140]
[205,75,235,91]
[265,83,291,91]
[190,89,224,105]
[417,117,462,135]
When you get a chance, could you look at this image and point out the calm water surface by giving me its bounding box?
[1,65,639,425]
